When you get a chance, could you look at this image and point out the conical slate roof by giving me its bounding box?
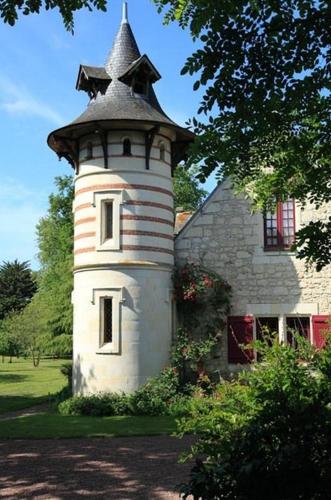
[48,2,194,166]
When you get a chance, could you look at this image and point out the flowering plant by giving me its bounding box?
[174,262,230,305]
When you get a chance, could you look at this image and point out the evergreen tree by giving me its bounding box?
[0,260,36,320]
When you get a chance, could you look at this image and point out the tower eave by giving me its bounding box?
[48,118,195,170]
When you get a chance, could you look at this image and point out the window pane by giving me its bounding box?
[123,138,131,156]
[103,298,113,344]
[286,317,310,348]
[105,203,113,239]
[256,317,279,360]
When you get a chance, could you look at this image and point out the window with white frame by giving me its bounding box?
[94,190,123,251]
[93,288,123,354]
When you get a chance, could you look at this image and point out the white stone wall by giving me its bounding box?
[175,179,331,371]
[72,126,175,394]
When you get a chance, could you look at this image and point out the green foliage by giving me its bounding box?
[131,367,180,415]
[173,263,231,384]
[178,337,331,500]
[174,262,231,309]
[59,367,191,417]
[0,0,107,32]
[36,175,74,337]
[173,164,207,211]
[154,0,331,269]
[58,392,132,417]
[0,260,36,321]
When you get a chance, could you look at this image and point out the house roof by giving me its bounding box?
[47,2,194,164]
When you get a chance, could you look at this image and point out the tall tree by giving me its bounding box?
[0,260,36,320]
[174,165,208,211]
[153,0,331,270]
[37,175,74,336]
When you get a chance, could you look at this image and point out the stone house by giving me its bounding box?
[175,179,331,374]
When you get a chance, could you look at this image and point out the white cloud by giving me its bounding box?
[0,76,65,126]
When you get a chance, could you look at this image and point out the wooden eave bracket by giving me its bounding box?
[145,126,159,170]
[54,135,79,173]
[171,141,186,175]
[96,128,108,169]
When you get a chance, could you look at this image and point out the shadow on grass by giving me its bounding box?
[0,414,178,439]
[0,373,27,384]
[0,395,50,414]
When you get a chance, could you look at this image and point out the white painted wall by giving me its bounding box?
[72,127,175,394]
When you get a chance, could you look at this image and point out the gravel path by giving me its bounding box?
[0,436,193,499]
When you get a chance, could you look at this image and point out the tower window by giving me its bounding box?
[264,198,295,249]
[133,80,146,95]
[103,298,113,344]
[85,142,93,160]
[159,142,165,161]
[104,202,113,240]
[123,138,132,156]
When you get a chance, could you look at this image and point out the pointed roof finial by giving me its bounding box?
[122,1,128,23]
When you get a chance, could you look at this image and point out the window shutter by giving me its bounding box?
[312,315,330,349]
[228,316,254,364]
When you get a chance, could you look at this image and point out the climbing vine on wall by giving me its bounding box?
[173,263,231,385]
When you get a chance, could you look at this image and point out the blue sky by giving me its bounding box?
[0,0,216,269]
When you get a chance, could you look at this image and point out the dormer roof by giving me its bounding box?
[118,54,161,85]
[76,65,111,98]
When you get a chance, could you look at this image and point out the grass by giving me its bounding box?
[0,357,178,440]
[0,357,67,414]
[0,414,178,439]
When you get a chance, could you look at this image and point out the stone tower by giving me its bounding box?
[48,3,193,394]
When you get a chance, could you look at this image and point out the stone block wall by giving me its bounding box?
[175,179,331,373]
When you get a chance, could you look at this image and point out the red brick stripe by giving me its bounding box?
[74,246,96,255]
[121,215,173,227]
[75,217,96,226]
[122,245,174,256]
[75,203,92,212]
[75,183,173,198]
[125,200,173,213]
[121,230,173,241]
[74,232,96,241]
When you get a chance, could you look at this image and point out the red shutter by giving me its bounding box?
[228,316,254,364]
[312,315,330,349]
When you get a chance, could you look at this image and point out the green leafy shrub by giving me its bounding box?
[179,337,331,500]
[58,392,132,416]
[129,366,180,416]
[58,367,191,417]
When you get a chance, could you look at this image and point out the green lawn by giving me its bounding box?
[0,358,178,440]
[0,414,177,439]
[0,357,67,414]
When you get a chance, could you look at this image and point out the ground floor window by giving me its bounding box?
[228,314,330,364]
[286,316,310,348]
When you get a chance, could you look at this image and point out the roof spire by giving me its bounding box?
[122,1,128,24]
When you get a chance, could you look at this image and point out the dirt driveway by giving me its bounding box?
[0,436,193,499]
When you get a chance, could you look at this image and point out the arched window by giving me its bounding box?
[85,141,93,160]
[159,142,165,161]
[123,138,132,156]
